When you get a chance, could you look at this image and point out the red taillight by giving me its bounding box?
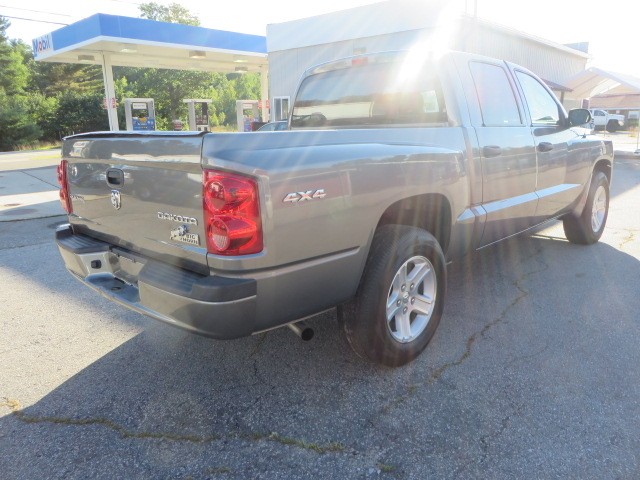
[352,57,369,66]
[203,170,262,256]
[57,160,72,214]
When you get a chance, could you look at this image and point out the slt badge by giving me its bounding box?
[110,190,121,210]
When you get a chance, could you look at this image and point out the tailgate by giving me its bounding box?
[63,132,209,274]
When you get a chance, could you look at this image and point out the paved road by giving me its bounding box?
[1,159,640,479]
[0,149,62,171]
[0,149,63,222]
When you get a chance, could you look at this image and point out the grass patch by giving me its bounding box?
[12,141,61,152]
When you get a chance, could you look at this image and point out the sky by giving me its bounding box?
[2,0,640,77]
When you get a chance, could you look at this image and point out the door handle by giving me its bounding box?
[482,145,502,158]
[537,142,553,152]
[106,168,124,187]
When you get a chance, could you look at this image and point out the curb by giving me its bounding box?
[614,150,640,160]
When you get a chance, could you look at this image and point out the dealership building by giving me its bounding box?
[266,1,591,120]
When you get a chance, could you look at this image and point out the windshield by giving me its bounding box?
[291,61,447,129]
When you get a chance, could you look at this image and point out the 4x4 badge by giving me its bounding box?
[283,189,326,203]
[111,190,121,210]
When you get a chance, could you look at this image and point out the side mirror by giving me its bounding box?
[568,108,592,127]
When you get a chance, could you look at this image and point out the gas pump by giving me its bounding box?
[235,100,260,132]
[124,98,156,131]
[183,99,212,131]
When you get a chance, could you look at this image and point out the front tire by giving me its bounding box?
[606,120,619,133]
[339,225,446,367]
[563,171,609,245]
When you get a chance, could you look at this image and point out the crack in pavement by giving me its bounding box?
[478,404,524,464]
[1,397,220,443]
[504,343,551,369]
[249,333,268,358]
[381,248,550,415]
[1,397,347,454]
[452,403,524,478]
[618,229,636,250]
[429,249,549,384]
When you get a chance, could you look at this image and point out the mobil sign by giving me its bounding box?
[32,34,54,58]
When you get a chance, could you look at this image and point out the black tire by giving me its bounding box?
[563,171,609,245]
[606,120,619,133]
[308,112,326,127]
[338,225,446,367]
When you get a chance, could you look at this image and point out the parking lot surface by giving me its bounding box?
[1,158,640,479]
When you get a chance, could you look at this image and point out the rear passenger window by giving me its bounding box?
[290,61,448,129]
[469,62,522,126]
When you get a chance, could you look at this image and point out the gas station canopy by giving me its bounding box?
[32,14,269,130]
[32,13,267,72]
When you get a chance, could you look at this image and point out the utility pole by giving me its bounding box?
[636,110,639,154]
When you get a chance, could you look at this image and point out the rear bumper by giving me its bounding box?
[56,224,257,339]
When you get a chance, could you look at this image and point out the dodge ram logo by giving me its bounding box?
[110,190,121,210]
[283,189,326,203]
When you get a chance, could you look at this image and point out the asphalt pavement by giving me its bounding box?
[0,149,63,221]
[1,152,640,479]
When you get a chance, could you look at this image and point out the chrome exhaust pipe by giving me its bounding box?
[287,321,314,341]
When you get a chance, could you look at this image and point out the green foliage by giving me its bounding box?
[23,92,60,140]
[139,2,200,25]
[0,17,29,96]
[55,92,110,136]
[29,63,104,96]
[0,93,42,150]
[126,67,213,120]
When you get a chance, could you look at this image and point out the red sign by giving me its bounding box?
[102,97,117,109]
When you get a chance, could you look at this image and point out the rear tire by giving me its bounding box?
[563,171,609,245]
[338,225,446,367]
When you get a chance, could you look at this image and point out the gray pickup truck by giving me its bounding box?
[56,50,613,366]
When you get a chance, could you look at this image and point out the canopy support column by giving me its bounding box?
[100,53,119,131]
[260,66,269,122]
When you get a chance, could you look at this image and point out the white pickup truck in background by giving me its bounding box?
[589,109,625,132]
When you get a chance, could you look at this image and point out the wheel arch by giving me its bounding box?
[375,193,452,255]
[593,158,612,184]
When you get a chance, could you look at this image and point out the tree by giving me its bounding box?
[129,68,214,122]
[0,16,29,96]
[0,93,42,150]
[206,73,261,126]
[139,2,200,25]
[23,92,59,140]
[29,63,103,96]
[55,92,109,136]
